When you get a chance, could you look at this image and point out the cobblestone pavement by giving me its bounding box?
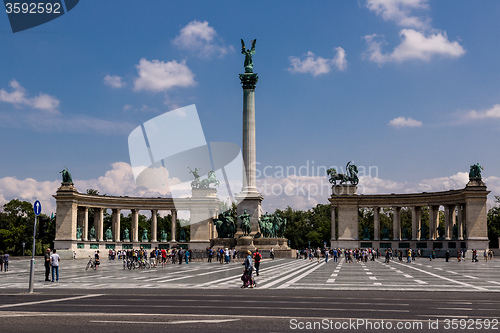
[1,257,499,292]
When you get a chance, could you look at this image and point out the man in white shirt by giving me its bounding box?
[50,249,60,282]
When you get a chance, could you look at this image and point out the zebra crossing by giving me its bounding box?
[1,257,500,292]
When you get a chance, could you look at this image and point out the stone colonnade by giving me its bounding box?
[330,180,490,251]
[53,184,219,255]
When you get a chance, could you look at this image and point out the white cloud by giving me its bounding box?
[133,58,196,93]
[103,75,126,88]
[389,116,423,128]
[364,29,465,65]
[466,104,500,120]
[173,20,232,58]
[365,0,430,29]
[1,164,499,217]
[0,79,60,114]
[288,47,347,76]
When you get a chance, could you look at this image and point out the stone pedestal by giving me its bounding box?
[53,184,78,249]
[190,188,217,247]
[235,193,263,237]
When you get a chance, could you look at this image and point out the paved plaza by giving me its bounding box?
[1,256,499,292]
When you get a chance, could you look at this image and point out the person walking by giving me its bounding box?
[3,252,9,272]
[178,248,183,265]
[185,249,190,264]
[50,249,60,282]
[253,249,262,276]
[241,250,255,288]
[44,248,51,281]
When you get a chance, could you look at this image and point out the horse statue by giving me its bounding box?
[327,161,359,185]
[200,171,220,188]
[469,163,483,180]
[188,167,201,188]
[239,209,251,236]
[60,167,73,184]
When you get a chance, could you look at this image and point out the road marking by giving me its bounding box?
[373,282,382,286]
[403,274,413,278]
[392,262,487,291]
[275,262,326,289]
[414,280,427,284]
[327,279,336,283]
[369,277,377,280]
[0,294,103,309]
[91,319,240,325]
[366,272,372,275]
[330,274,338,277]
[463,275,478,279]
[488,281,500,285]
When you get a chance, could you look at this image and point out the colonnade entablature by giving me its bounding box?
[329,180,490,252]
[53,183,220,256]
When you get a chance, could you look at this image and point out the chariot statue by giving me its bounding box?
[60,167,73,184]
[327,161,359,185]
[469,163,484,180]
[189,168,220,189]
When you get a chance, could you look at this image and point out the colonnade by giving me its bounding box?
[329,181,490,251]
[331,204,465,242]
[76,207,178,243]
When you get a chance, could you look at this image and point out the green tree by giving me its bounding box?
[487,196,500,248]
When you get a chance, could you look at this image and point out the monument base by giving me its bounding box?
[235,192,263,237]
[210,238,237,249]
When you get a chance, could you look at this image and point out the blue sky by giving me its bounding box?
[1,0,500,214]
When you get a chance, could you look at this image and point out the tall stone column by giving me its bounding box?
[444,205,455,240]
[457,204,464,240]
[112,209,121,242]
[95,208,104,242]
[373,207,380,241]
[236,72,263,236]
[170,209,177,242]
[131,209,139,242]
[429,205,439,240]
[393,207,401,241]
[412,206,421,240]
[151,210,158,242]
[331,206,336,241]
[82,207,89,241]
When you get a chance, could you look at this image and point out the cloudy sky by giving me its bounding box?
[1,0,499,215]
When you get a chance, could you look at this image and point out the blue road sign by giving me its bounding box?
[33,200,42,216]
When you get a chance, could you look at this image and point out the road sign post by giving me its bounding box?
[29,200,41,293]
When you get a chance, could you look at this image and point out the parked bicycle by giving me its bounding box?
[85,256,98,271]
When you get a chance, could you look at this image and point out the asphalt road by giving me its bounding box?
[1,289,499,333]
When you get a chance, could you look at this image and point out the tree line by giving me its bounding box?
[1,196,499,255]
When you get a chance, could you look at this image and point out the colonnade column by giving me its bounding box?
[444,206,451,240]
[170,209,177,242]
[331,207,336,241]
[131,209,139,242]
[445,205,455,240]
[151,210,158,242]
[95,208,104,241]
[429,205,439,240]
[373,207,380,241]
[112,209,121,242]
[412,206,421,240]
[457,204,464,240]
[393,207,401,241]
[82,207,88,241]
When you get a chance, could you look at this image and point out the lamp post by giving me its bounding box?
[22,242,25,257]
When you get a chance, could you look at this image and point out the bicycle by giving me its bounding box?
[85,256,97,271]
